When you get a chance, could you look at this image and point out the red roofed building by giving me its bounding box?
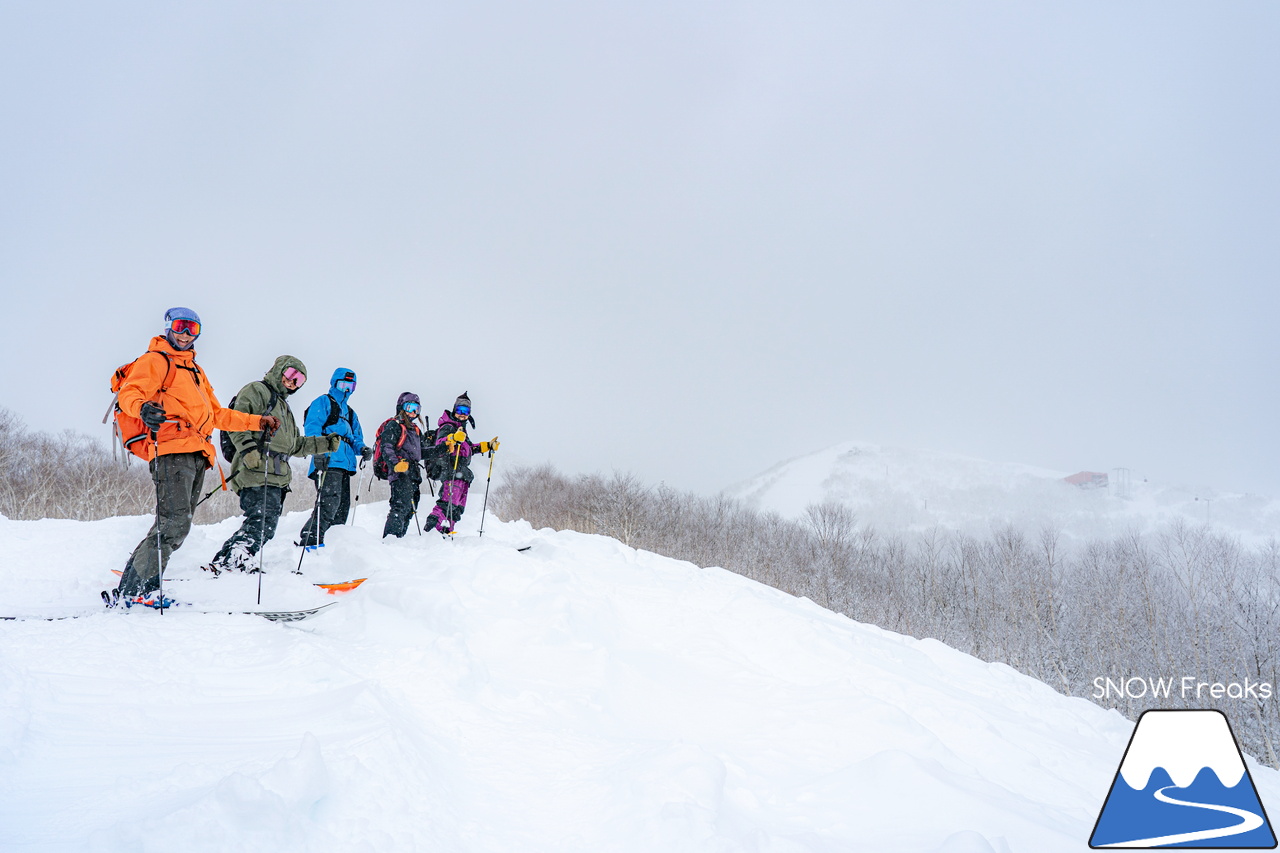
[1064,471,1109,489]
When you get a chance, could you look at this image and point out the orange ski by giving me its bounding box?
[314,578,367,594]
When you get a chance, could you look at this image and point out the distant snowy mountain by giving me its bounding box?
[6,505,1277,850]
[725,440,1280,545]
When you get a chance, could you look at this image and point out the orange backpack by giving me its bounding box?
[104,351,176,463]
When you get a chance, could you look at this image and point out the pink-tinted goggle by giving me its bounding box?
[283,367,307,386]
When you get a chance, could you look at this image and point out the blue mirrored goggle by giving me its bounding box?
[335,380,355,392]
[402,401,420,414]
[455,404,470,416]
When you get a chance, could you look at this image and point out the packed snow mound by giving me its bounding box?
[725,440,1280,545]
[1,507,1277,852]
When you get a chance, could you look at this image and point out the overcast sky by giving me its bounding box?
[3,2,1278,499]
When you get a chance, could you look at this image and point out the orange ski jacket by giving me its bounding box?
[116,336,264,467]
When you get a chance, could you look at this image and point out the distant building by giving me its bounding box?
[1064,471,1109,489]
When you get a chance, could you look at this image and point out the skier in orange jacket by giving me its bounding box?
[107,307,279,607]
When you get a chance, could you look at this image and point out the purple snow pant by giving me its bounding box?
[426,479,470,533]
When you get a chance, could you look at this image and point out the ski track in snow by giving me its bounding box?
[0,506,1277,852]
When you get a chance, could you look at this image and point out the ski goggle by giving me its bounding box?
[402,401,421,414]
[168,318,201,337]
[283,367,307,386]
[335,380,356,392]
[455,404,470,416]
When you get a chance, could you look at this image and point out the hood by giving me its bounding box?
[146,335,196,362]
[330,367,357,403]
[264,354,307,395]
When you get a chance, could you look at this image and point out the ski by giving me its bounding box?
[2,609,111,622]
[238,603,336,622]
[315,578,366,594]
[3,602,336,623]
[112,568,365,594]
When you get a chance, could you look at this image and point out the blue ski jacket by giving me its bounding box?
[303,368,365,475]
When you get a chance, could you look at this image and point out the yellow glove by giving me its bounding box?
[393,460,409,473]
[452,429,467,443]
[478,437,500,454]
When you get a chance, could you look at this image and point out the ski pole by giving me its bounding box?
[257,426,271,605]
[152,431,165,614]
[104,393,125,467]
[352,459,366,525]
[478,446,497,538]
[194,485,222,510]
[446,438,462,536]
[147,416,183,609]
[412,470,422,536]
[296,465,326,574]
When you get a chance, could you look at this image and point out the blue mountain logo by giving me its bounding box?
[1091,709,1276,848]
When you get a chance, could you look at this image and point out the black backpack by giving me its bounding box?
[306,395,355,449]
[307,391,353,432]
[420,427,445,479]
[219,381,280,463]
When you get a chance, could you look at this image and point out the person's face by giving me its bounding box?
[166,317,200,350]
[282,366,307,393]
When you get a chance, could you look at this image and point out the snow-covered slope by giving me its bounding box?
[725,440,1280,545]
[1,507,1276,852]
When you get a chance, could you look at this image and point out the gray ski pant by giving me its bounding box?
[118,452,207,596]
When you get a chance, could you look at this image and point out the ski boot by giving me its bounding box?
[123,591,181,610]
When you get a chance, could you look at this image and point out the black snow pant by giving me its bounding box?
[117,452,207,597]
[298,468,352,546]
[208,485,286,572]
[383,475,420,538]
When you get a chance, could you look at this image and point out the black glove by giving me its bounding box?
[314,454,330,472]
[139,402,166,431]
[360,446,374,462]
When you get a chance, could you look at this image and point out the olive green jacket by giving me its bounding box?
[226,355,337,492]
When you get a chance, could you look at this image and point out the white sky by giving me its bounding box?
[3,2,1278,497]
